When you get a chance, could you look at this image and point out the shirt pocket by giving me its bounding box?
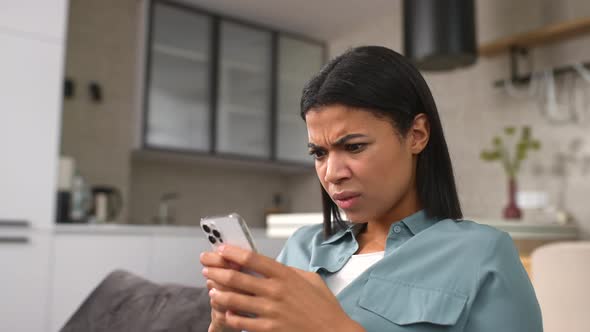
[358,277,467,326]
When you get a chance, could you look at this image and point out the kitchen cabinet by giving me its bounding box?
[143,0,325,166]
[216,20,273,158]
[149,235,211,286]
[49,234,151,332]
[276,36,324,164]
[0,229,51,332]
[0,29,65,230]
[48,225,287,331]
[0,0,68,41]
[145,2,213,151]
[150,231,287,286]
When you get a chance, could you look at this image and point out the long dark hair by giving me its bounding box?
[300,46,462,237]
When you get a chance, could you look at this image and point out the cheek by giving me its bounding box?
[361,149,414,196]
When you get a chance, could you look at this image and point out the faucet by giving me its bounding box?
[155,192,179,225]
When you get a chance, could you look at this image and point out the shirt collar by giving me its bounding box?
[320,222,365,245]
[400,209,437,236]
[321,209,437,245]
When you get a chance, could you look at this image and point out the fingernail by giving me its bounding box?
[202,267,208,277]
[217,245,226,253]
[209,288,216,297]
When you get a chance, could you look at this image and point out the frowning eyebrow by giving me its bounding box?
[308,133,368,149]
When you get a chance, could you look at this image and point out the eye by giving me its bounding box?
[345,143,367,153]
[308,149,327,160]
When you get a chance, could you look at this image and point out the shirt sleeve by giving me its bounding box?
[464,232,543,331]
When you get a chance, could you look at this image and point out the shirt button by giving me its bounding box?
[393,225,402,234]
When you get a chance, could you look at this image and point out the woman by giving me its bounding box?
[200,46,543,332]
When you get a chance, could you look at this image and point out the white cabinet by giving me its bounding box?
[0,0,68,41]
[0,33,65,230]
[48,227,286,331]
[49,234,151,332]
[149,231,286,287]
[149,235,211,287]
[0,230,51,332]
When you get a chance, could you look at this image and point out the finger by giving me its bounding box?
[209,297,228,313]
[204,267,269,296]
[217,245,287,278]
[200,252,240,270]
[211,308,227,324]
[224,310,274,332]
[209,288,268,317]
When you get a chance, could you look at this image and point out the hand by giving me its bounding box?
[202,245,365,332]
[200,251,242,332]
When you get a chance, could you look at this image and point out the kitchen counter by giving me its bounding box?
[266,213,580,240]
[54,223,270,238]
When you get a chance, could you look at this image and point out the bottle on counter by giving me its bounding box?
[56,156,74,223]
[70,171,91,222]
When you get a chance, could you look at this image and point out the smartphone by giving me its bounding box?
[200,213,258,253]
[200,213,260,318]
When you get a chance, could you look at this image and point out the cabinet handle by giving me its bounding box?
[0,236,29,244]
[0,220,30,228]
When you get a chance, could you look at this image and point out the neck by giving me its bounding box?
[356,193,422,254]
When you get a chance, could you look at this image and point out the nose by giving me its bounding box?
[323,153,351,184]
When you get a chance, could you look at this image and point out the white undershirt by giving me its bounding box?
[325,251,385,295]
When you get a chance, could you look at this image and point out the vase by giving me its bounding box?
[503,177,522,220]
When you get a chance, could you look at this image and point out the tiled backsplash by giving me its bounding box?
[128,157,320,228]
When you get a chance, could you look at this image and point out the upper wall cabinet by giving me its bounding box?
[216,20,273,158]
[145,3,213,151]
[276,36,324,163]
[143,0,325,167]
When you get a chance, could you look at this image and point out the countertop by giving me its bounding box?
[54,223,271,238]
[51,218,581,241]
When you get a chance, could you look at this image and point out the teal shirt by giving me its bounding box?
[276,210,543,331]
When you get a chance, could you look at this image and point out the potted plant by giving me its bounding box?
[480,126,541,219]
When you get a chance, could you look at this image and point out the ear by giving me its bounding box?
[408,113,430,154]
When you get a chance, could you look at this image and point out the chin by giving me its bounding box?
[341,210,369,223]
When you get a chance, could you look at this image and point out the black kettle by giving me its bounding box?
[89,186,123,222]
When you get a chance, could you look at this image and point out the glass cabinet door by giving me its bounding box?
[276,36,324,164]
[145,3,212,151]
[216,20,272,158]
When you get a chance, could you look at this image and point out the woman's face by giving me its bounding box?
[306,104,429,224]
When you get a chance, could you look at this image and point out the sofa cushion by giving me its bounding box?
[60,270,211,332]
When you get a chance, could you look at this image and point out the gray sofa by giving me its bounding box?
[60,270,212,332]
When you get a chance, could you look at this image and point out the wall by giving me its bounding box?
[60,0,140,223]
[329,0,590,237]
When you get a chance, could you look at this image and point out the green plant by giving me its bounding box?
[480,126,541,179]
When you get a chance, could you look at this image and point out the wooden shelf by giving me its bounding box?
[479,17,590,57]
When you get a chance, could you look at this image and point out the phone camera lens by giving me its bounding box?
[208,235,216,244]
[202,225,211,233]
[212,230,221,238]
[219,238,223,243]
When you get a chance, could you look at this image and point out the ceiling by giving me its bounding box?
[183,0,399,41]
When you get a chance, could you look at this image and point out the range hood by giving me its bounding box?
[403,0,477,71]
